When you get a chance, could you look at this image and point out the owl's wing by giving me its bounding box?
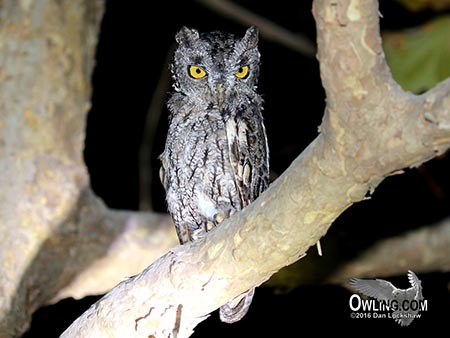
[407,270,422,300]
[159,154,191,244]
[221,111,267,323]
[225,110,269,209]
[407,270,420,290]
[244,114,270,201]
[349,278,397,301]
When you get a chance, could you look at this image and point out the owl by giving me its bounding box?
[159,26,269,323]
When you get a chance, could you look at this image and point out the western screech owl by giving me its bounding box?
[159,26,269,323]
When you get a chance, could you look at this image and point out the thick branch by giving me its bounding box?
[52,190,177,303]
[55,207,450,300]
[61,1,450,337]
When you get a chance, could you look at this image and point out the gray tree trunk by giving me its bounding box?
[0,1,103,335]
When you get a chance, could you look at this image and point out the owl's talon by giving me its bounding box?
[191,228,207,241]
[206,220,215,232]
[214,212,227,225]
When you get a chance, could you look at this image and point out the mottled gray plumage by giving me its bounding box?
[159,26,269,323]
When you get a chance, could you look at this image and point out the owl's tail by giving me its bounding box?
[219,288,255,323]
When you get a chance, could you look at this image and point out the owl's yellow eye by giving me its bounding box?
[188,65,207,79]
[235,65,249,79]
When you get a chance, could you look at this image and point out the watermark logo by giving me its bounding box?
[349,270,427,326]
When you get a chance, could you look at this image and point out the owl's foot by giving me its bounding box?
[190,227,207,241]
[205,212,227,232]
[192,208,238,241]
[213,208,236,225]
[214,211,227,225]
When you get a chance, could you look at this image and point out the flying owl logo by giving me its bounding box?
[350,270,425,326]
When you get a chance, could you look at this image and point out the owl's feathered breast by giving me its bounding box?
[162,93,268,243]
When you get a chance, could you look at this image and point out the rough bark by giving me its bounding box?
[60,1,450,337]
[54,213,450,299]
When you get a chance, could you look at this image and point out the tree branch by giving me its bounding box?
[51,189,177,303]
[265,215,450,290]
[60,1,450,337]
[196,0,316,57]
[329,216,450,283]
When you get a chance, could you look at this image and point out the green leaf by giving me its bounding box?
[383,16,450,93]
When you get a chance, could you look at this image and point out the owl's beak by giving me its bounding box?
[215,82,226,108]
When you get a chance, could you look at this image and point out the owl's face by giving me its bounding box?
[170,26,260,111]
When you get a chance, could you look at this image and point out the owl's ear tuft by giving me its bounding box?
[242,26,259,49]
[175,27,200,46]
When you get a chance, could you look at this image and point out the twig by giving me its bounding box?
[138,49,172,211]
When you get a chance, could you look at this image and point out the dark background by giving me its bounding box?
[24,0,449,336]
